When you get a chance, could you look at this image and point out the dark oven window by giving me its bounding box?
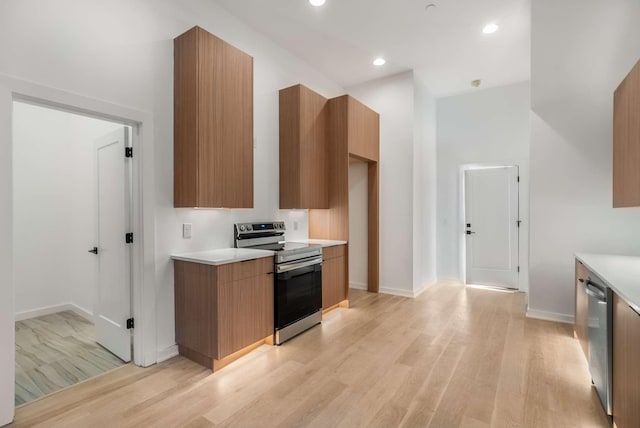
[275,264,322,329]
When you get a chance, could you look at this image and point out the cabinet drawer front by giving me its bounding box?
[217,257,274,283]
[323,245,345,260]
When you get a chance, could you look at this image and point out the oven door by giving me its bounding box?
[275,259,322,330]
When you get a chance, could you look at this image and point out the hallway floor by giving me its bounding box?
[15,311,125,406]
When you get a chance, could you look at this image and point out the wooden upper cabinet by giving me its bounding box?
[613,59,640,207]
[279,84,329,209]
[347,96,380,162]
[327,95,380,163]
[174,26,254,208]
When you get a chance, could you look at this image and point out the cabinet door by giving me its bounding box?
[174,261,216,358]
[322,257,337,309]
[217,273,273,359]
[322,254,347,309]
[613,59,640,207]
[174,26,253,208]
[613,293,640,428]
[334,255,347,303]
[279,84,329,209]
[575,260,589,358]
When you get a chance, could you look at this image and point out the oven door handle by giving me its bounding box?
[276,257,323,273]
[585,280,607,302]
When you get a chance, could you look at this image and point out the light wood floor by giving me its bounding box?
[11,283,609,427]
[15,311,125,406]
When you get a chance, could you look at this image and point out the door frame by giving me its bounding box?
[459,163,521,290]
[0,74,157,423]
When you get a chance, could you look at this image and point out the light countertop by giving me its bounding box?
[575,253,640,312]
[289,239,347,247]
[171,248,275,266]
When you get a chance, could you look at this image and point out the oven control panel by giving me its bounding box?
[235,221,286,234]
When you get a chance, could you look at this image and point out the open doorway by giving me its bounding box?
[348,158,368,291]
[12,101,133,406]
[462,165,520,290]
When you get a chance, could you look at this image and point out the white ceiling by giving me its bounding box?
[213,0,530,97]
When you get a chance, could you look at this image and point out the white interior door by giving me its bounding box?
[464,166,519,289]
[94,127,131,362]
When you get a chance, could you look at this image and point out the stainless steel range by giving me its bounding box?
[234,221,323,345]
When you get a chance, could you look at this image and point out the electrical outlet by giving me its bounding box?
[183,223,192,239]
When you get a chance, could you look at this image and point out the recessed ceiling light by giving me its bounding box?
[373,58,386,66]
[482,23,499,34]
[309,0,326,6]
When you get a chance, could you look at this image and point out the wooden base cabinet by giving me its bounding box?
[575,260,589,359]
[174,257,274,370]
[322,245,347,309]
[613,292,640,428]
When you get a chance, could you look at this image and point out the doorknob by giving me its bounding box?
[88,247,99,255]
[466,231,475,235]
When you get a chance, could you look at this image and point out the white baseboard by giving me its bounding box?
[526,308,574,324]
[413,281,437,298]
[378,287,415,298]
[15,302,94,322]
[349,281,367,290]
[69,303,94,322]
[157,344,179,363]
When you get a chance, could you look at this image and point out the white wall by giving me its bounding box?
[347,72,416,296]
[529,0,640,319]
[436,82,531,293]
[348,159,368,289]
[413,72,438,294]
[347,71,438,296]
[13,102,123,318]
[0,0,344,422]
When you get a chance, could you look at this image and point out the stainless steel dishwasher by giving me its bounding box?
[585,273,612,416]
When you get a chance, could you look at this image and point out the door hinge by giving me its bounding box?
[126,318,134,329]
[517,220,522,228]
[517,266,520,273]
[517,176,520,182]
[125,147,133,158]
[126,233,134,244]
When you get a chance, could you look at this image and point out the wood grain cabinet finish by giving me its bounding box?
[174,26,254,208]
[174,257,274,369]
[279,84,329,209]
[322,245,347,309]
[613,292,640,428]
[574,260,589,359]
[613,59,640,207]
[218,273,274,359]
[346,96,380,162]
[310,95,380,293]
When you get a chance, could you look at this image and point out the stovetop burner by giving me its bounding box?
[234,222,323,263]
